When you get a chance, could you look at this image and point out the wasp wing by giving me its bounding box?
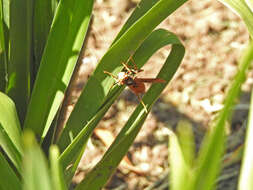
[134,78,166,83]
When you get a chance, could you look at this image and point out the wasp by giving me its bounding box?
[104,57,165,112]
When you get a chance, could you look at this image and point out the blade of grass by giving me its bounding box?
[0,92,22,172]
[176,120,195,168]
[1,0,10,53]
[112,0,162,44]
[238,91,253,190]
[1,0,10,55]
[58,87,121,183]
[0,0,8,91]
[57,0,188,151]
[32,0,58,81]
[24,0,94,141]
[169,128,191,190]
[58,29,184,181]
[0,123,22,173]
[245,0,253,12]
[49,145,67,190]
[75,36,185,190]
[237,41,253,190]
[0,151,21,190]
[7,0,34,122]
[218,0,253,38]
[191,41,253,190]
[22,130,52,190]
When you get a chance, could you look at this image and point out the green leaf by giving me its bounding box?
[22,130,52,190]
[112,0,163,44]
[246,0,253,12]
[58,29,184,183]
[58,88,119,183]
[0,0,9,91]
[218,0,253,38]
[75,32,185,190]
[57,0,188,152]
[176,120,195,169]
[169,129,191,190]
[24,0,94,141]
[49,145,67,190]
[239,92,253,190]
[237,41,253,190]
[0,123,22,173]
[1,0,10,44]
[192,40,253,190]
[32,0,58,78]
[7,0,34,122]
[0,92,22,172]
[0,151,21,190]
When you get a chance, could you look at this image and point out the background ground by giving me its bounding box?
[62,0,251,189]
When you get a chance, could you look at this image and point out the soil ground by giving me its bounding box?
[63,0,251,189]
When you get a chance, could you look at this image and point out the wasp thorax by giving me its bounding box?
[124,77,135,85]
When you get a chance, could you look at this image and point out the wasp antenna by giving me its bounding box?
[104,70,118,79]
[129,55,137,69]
[126,54,134,64]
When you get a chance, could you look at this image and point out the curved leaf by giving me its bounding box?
[75,31,185,190]
[57,0,188,152]
[58,29,184,182]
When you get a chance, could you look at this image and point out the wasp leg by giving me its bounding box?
[107,82,117,92]
[137,94,148,113]
[121,61,133,75]
[121,56,143,75]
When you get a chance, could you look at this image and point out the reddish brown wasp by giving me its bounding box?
[104,57,165,112]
